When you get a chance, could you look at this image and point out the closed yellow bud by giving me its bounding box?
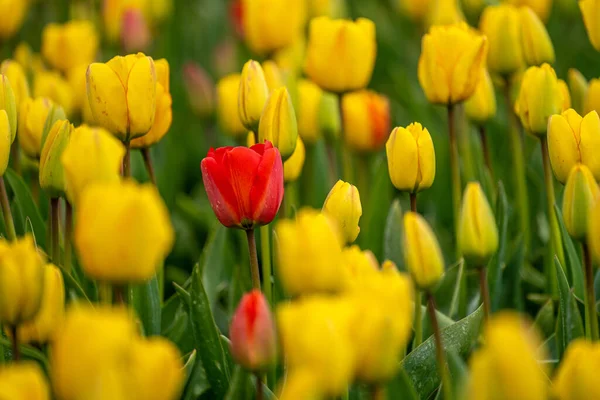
[559,79,572,111]
[0,235,45,326]
[403,212,444,290]
[297,79,323,144]
[342,90,391,152]
[568,68,588,115]
[518,6,555,67]
[426,0,466,28]
[87,53,157,140]
[238,60,269,132]
[0,111,10,175]
[585,78,600,115]
[258,87,298,160]
[553,339,600,400]
[0,362,50,400]
[0,0,29,39]
[465,69,497,124]
[386,122,436,193]
[75,181,174,283]
[41,20,99,73]
[515,63,562,135]
[304,17,376,93]
[18,97,54,158]
[18,264,64,344]
[458,182,499,266]
[216,74,246,138]
[507,0,552,21]
[549,109,600,183]
[276,208,347,296]
[0,75,17,143]
[66,64,95,124]
[320,91,341,142]
[399,0,433,21]
[39,119,73,198]
[479,4,524,75]
[33,70,76,117]
[13,42,32,73]
[1,60,30,109]
[589,194,600,264]
[562,164,599,240]
[322,180,362,244]
[418,22,488,105]
[262,60,285,92]
[284,136,305,183]
[580,0,600,51]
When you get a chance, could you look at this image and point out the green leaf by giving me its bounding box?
[383,198,404,270]
[200,226,228,311]
[488,182,508,311]
[129,274,161,336]
[183,350,197,385]
[447,350,469,400]
[533,300,555,339]
[387,367,419,400]
[224,366,252,400]
[182,358,210,400]
[554,258,584,358]
[555,204,585,300]
[401,306,484,399]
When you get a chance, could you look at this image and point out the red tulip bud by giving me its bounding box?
[230,290,276,371]
[183,62,215,118]
[121,8,151,53]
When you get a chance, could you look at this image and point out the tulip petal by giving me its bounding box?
[223,147,262,226]
[580,110,600,181]
[127,56,157,138]
[201,156,241,228]
[250,146,284,224]
[86,63,128,135]
[548,113,581,184]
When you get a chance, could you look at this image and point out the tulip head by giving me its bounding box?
[426,0,466,27]
[216,74,246,138]
[580,0,600,51]
[585,78,600,116]
[297,79,323,144]
[230,290,277,372]
[33,70,76,117]
[258,87,298,161]
[569,68,588,115]
[386,122,436,193]
[465,69,497,124]
[121,8,152,53]
[39,120,73,198]
[1,60,30,109]
[518,6,555,66]
[0,111,10,176]
[41,20,99,73]
[66,65,95,123]
[403,212,444,290]
[322,180,362,244]
[559,79,572,111]
[262,60,285,92]
[479,4,524,76]
[553,339,600,400]
[0,0,29,39]
[238,60,269,132]
[284,136,305,183]
[18,97,54,158]
[342,90,391,152]
[562,164,600,241]
[182,62,215,118]
[506,0,552,21]
[0,74,17,141]
[0,362,50,400]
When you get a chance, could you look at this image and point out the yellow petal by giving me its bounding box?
[127,56,157,138]
[87,63,128,136]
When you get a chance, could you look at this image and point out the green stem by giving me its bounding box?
[478,125,494,184]
[10,325,19,361]
[456,104,476,182]
[99,283,112,304]
[0,177,16,241]
[123,140,131,177]
[113,284,126,305]
[371,385,386,400]
[583,243,599,340]
[447,104,461,257]
[255,373,263,400]
[341,145,354,184]
[410,192,417,213]
[326,142,338,186]
[141,148,156,185]
[260,225,271,303]
[356,155,369,200]
[413,288,423,348]
[10,140,20,175]
[427,293,453,400]
[64,202,73,274]
[50,198,60,265]
[479,266,491,321]
[246,229,261,290]
[283,181,298,217]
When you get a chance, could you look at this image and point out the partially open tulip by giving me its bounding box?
[1,60,29,109]
[182,62,215,118]
[230,290,277,372]
[238,60,269,131]
[19,97,55,158]
[304,17,376,93]
[297,79,323,144]
[0,111,10,175]
[518,6,555,67]
[0,0,29,39]
[569,68,588,115]
[386,122,436,193]
[322,180,362,244]
[61,125,125,204]
[465,69,497,124]
[554,339,600,400]
[342,90,390,152]
[458,182,499,266]
[0,74,17,141]
[258,87,298,160]
[75,181,174,283]
[284,136,305,183]
[559,79,572,111]
[39,120,73,198]
[34,70,76,117]
[0,362,50,400]
[585,78,600,115]
[87,53,157,140]
[216,74,246,138]
[426,0,466,27]
[201,141,284,230]
[403,212,444,290]
[479,4,524,75]
[562,164,600,240]
[41,20,99,73]
[580,0,600,51]
[418,22,488,105]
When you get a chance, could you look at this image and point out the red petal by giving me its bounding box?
[223,146,262,226]
[250,146,284,224]
[201,156,241,227]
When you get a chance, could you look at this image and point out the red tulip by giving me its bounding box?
[230,290,276,371]
[201,141,284,229]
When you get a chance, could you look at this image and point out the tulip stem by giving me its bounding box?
[260,225,272,304]
[413,288,423,348]
[113,284,126,304]
[10,326,19,361]
[246,229,261,290]
[370,385,385,400]
[64,201,73,274]
[255,373,263,400]
[10,140,20,175]
[123,140,131,177]
[50,198,60,265]
[141,148,156,185]
[427,292,453,400]
[326,143,338,186]
[447,104,461,257]
[479,266,491,321]
[0,176,16,241]
[410,192,417,213]
[583,243,599,340]
[478,125,494,184]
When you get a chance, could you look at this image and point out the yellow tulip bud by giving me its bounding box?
[320,91,341,142]
[562,164,600,240]
[0,111,10,175]
[0,362,50,400]
[342,90,391,152]
[403,211,444,290]
[568,68,588,115]
[61,125,125,204]
[0,235,45,326]
[0,0,29,39]
[553,339,600,400]
[87,53,157,140]
[41,20,99,73]
[507,0,552,21]
[0,75,16,142]
[75,180,174,283]
[386,122,436,193]
[33,70,76,117]
[548,109,600,183]
[238,60,269,132]
[399,0,433,21]
[580,0,600,51]
[18,97,54,158]
[322,180,362,244]
[479,4,524,76]
[518,6,555,67]
[458,182,499,266]
[515,63,562,135]
[426,0,466,28]
[297,79,323,144]
[216,74,246,138]
[342,245,379,285]
[276,208,347,296]
[39,120,73,198]
[418,22,488,105]
[304,17,376,93]
[66,64,95,124]
[258,87,298,160]
[585,78,600,115]
[559,79,572,111]
[262,60,285,92]
[1,60,30,109]
[13,42,32,73]
[284,136,305,183]
[588,194,600,264]
[465,69,497,124]
[18,264,64,344]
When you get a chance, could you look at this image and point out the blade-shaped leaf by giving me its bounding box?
[383,198,404,270]
[555,204,585,300]
[554,258,584,358]
[129,274,161,336]
[488,182,508,311]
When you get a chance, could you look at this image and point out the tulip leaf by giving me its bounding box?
[183,350,197,385]
[0,336,49,372]
[200,225,228,311]
[488,182,508,311]
[401,306,483,399]
[224,366,252,400]
[387,367,419,400]
[182,358,210,400]
[533,300,555,339]
[554,257,584,359]
[129,274,161,336]
[447,350,469,400]
[554,204,585,300]
[383,198,404,270]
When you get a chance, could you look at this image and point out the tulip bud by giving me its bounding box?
[479,4,524,76]
[121,8,151,53]
[559,79,572,111]
[297,79,323,144]
[262,60,285,92]
[515,63,562,135]
[580,0,600,51]
[588,195,600,265]
[386,122,436,193]
[0,235,45,326]
[403,212,444,290]
[585,78,600,115]
[18,97,54,158]
[41,20,99,73]
[39,120,73,198]
[322,180,362,244]
[400,0,433,21]
[507,0,552,21]
[0,362,50,399]
[458,182,499,266]
[568,68,588,115]
[230,290,277,372]
[0,111,10,176]
[41,103,67,149]
[238,60,269,132]
[342,90,391,152]
[553,339,600,400]
[562,164,600,240]
[182,62,215,118]
[34,70,76,117]
[426,0,466,28]
[284,136,305,183]
[216,74,246,138]
[1,60,30,109]
[518,6,555,67]
[0,74,17,141]
[0,0,29,40]
[320,91,341,142]
[258,87,298,161]
[465,69,497,124]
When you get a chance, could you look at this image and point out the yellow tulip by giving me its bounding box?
[342,245,379,285]
[562,164,599,240]
[515,63,562,135]
[518,6,555,67]
[241,0,306,54]
[399,0,433,21]
[273,35,306,76]
[66,65,95,124]
[39,120,73,198]
[307,0,347,17]
[41,20,99,72]
[258,86,298,160]
[284,136,305,183]
[507,0,552,21]
[18,97,54,158]
[553,339,600,400]
[386,122,436,193]
[568,68,588,115]
[75,180,174,283]
[262,60,285,92]
[580,0,600,51]
[304,17,376,93]
[297,79,323,144]
[0,111,10,175]
[0,61,28,113]
[33,70,75,117]
[584,78,600,115]
[559,79,572,111]
[427,0,466,28]
[0,0,29,39]
[322,180,362,244]
[238,60,269,131]
[403,211,444,290]
[13,42,32,73]
[0,362,50,400]
[87,53,157,140]
[276,208,347,296]
[479,4,524,76]
[589,195,600,264]
[548,109,600,183]
[342,90,391,152]
[458,182,499,266]
[0,74,17,141]
[18,264,64,344]
[418,22,488,105]
[465,69,497,124]
[216,74,246,138]
[0,235,45,326]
